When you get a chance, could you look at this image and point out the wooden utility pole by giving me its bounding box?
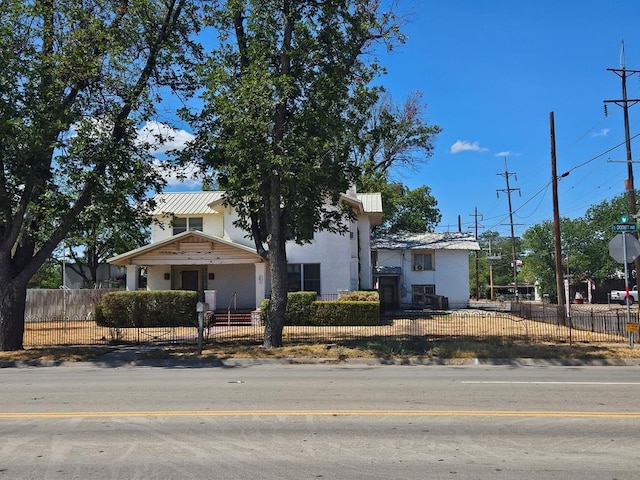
[550,112,565,310]
[470,207,483,299]
[604,42,640,288]
[497,159,521,300]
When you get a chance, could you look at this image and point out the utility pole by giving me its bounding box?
[604,41,640,289]
[469,207,483,299]
[497,158,521,300]
[550,112,565,312]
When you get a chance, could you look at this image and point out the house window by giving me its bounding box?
[413,252,434,271]
[412,284,436,305]
[287,263,321,294]
[172,217,203,235]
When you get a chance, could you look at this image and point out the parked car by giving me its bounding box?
[610,285,639,304]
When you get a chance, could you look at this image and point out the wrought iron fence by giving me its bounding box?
[23,307,633,348]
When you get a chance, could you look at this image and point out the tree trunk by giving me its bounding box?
[0,279,28,351]
[264,236,287,348]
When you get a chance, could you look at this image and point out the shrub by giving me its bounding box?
[311,301,379,326]
[259,292,317,325]
[94,290,198,328]
[338,290,380,302]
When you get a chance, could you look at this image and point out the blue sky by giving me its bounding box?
[158,0,640,239]
[379,0,640,237]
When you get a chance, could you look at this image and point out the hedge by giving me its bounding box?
[260,292,380,326]
[95,290,198,328]
[338,290,379,302]
[311,301,379,326]
[260,291,317,325]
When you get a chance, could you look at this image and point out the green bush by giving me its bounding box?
[260,292,317,325]
[310,301,379,326]
[338,290,380,302]
[94,290,198,328]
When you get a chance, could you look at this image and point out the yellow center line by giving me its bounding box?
[1,410,640,419]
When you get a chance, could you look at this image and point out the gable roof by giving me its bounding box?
[151,191,383,223]
[372,231,480,251]
[151,191,225,216]
[108,230,264,265]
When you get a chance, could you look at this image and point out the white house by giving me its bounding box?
[372,232,480,310]
[108,190,382,311]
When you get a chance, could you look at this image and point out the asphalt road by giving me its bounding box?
[1,362,640,479]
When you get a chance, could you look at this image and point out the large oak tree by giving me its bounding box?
[185,0,403,347]
[0,0,200,350]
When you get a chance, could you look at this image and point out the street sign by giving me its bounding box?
[626,323,640,333]
[613,223,638,233]
[609,233,640,263]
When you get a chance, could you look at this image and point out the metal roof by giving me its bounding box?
[151,192,225,216]
[372,231,481,251]
[152,191,383,217]
[357,193,383,214]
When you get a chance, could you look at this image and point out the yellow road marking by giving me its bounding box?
[1,410,640,419]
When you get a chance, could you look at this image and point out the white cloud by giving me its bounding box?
[450,140,488,154]
[137,121,195,153]
[153,159,201,188]
[495,151,521,158]
[592,128,610,137]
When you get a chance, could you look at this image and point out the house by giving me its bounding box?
[108,190,382,311]
[371,231,480,310]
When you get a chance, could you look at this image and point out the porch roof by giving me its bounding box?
[108,230,265,266]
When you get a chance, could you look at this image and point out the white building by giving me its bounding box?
[108,191,382,311]
[372,232,480,310]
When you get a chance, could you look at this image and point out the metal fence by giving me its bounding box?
[22,300,634,347]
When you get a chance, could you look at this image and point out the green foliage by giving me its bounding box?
[311,301,380,326]
[260,292,380,325]
[0,0,202,350]
[517,192,636,302]
[260,292,317,325]
[95,291,198,328]
[28,258,62,289]
[356,92,442,234]
[338,291,380,302]
[186,0,404,347]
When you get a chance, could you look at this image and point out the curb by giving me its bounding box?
[3,356,640,369]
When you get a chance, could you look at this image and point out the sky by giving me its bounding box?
[157,0,640,239]
[378,0,640,237]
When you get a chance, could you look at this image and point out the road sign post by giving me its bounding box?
[609,224,640,347]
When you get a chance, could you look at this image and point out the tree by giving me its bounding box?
[362,182,440,234]
[0,0,200,351]
[356,92,442,233]
[354,91,442,177]
[520,193,633,302]
[64,202,150,288]
[185,0,402,347]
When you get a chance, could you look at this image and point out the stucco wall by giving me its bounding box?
[151,214,223,243]
[375,249,471,308]
[286,230,352,295]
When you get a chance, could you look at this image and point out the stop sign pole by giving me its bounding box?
[622,232,633,347]
[611,219,639,347]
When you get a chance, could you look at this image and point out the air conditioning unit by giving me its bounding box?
[415,264,424,271]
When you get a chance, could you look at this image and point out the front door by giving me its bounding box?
[378,277,399,312]
[181,270,199,291]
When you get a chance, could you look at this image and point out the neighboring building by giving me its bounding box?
[108,190,382,311]
[372,232,480,310]
[63,263,125,289]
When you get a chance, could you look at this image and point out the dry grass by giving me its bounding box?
[4,309,640,363]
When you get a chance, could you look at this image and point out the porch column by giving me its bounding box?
[126,264,138,291]
[254,262,267,309]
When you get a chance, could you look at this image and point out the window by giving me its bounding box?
[172,217,203,235]
[413,252,434,271]
[287,263,321,294]
[412,285,436,305]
